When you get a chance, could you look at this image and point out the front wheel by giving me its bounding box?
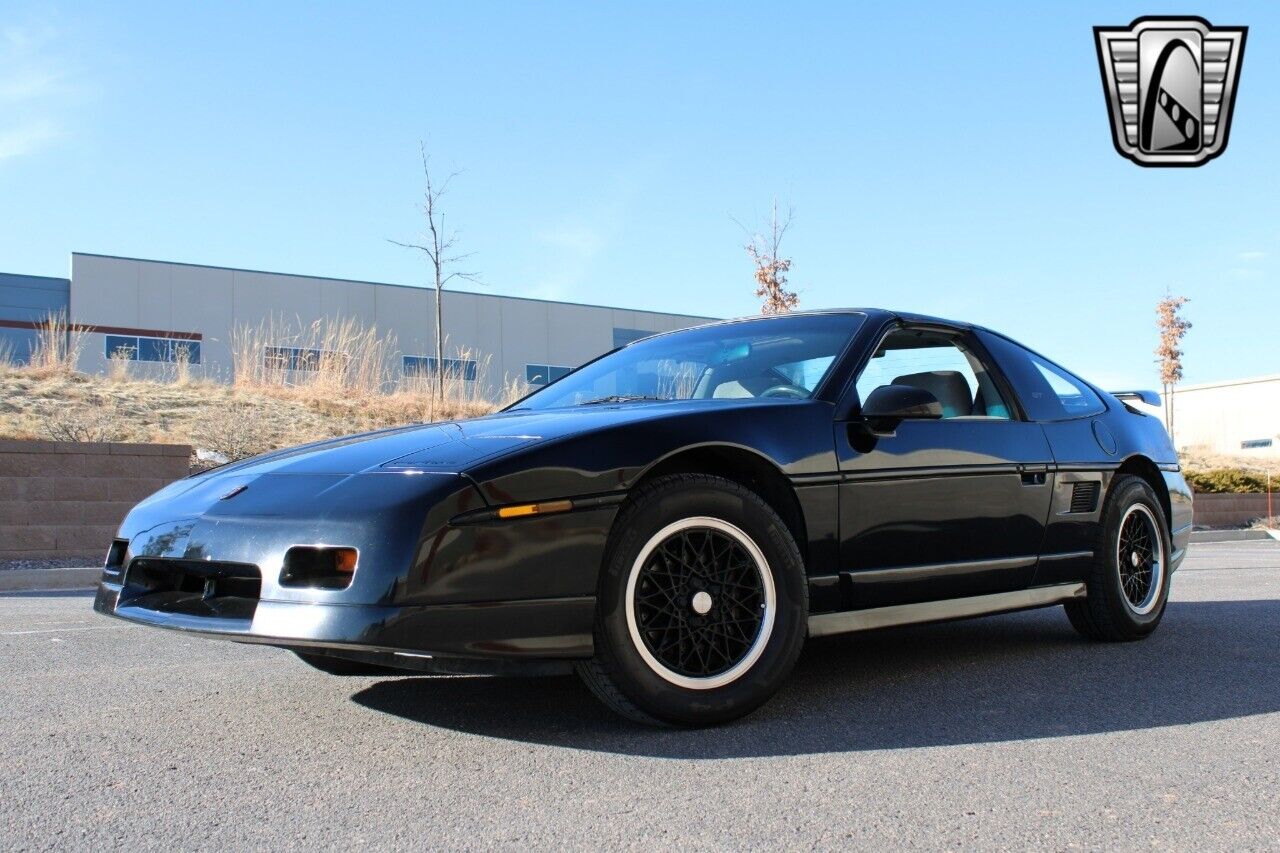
[577,474,807,726]
[1065,474,1172,641]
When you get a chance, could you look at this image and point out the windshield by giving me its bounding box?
[512,313,864,410]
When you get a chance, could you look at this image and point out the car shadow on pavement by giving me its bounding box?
[351,599,1280,758]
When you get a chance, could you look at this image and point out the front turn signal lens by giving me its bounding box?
[496,499,574,519]
[334,548,358,574]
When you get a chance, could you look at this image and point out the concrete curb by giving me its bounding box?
[1189,529,1274,544]
[0,567,99,592]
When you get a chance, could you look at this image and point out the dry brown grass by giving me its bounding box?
[0,368,521,466]
[27,312,87,377]
[0,315,531,462]
[1180,445,1280,478]
[0,366,507,461]
[231,316,399,395]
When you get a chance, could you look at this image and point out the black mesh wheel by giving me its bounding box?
[627,517,774,688]
[1116,503,1164,615]
[577,474,807,727]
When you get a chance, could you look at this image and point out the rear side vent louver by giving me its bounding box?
[1069,482,1101,514]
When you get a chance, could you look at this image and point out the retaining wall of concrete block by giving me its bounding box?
[1193,492,1279,529]
[0,440,190,561]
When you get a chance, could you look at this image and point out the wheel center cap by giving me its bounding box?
[1131,551,1142,568]
[691,591,713,615]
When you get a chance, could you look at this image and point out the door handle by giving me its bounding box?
[1017,463,1048,486]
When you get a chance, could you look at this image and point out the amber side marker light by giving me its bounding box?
[334,548,358,574]
[496,499,574,519]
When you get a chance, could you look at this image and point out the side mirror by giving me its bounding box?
[860,384,943,434]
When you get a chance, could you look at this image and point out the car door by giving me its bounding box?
[974,329,1120,587]
[834,324,1055,609]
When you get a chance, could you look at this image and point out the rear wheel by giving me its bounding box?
[1065,475,1171,641]
[577,474,807,726]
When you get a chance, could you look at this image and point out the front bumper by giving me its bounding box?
[94,579,594,662]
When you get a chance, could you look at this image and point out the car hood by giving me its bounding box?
[121,397,807,544]
[185,400,737,480]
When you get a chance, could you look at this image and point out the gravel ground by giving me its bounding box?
[2,541,1278,851]
[0,558,98,573]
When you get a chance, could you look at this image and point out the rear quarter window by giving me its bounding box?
[977,331,1107,421]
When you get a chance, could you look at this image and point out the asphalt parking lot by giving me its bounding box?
[3,541,1278,851]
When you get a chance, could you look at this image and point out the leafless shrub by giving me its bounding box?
[34,395,127,443]
[390,141,482,398]
[188,399,281,462]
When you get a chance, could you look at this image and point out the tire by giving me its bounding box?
[292,650,403,676]
[1065,474,1172,642]
[577,474,808,726]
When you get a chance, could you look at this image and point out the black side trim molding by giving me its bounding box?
[1034,548,1095,560]
[790,473,843,486]
[1055,462,1122,473]
[843,555,1037,585]
[841,463,1022,483]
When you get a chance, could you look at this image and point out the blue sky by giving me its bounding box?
[1,1,1275,388]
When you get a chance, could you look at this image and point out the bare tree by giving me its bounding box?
[740,201,799,314]
[1155,293,1192,442]
[390,142,481,396]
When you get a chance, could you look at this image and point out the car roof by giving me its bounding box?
[639,308,980,340]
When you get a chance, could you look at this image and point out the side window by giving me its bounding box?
[978,331,1106,421]
[855,329,1011,419]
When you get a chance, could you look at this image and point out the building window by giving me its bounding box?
[613,327,651,348]
[403,355,477,382]
[1241,438,1273,450]
[264,346,341,371]
[525,364,572,386]
[105,335,201,364]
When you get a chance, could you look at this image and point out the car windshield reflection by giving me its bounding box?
[511,313,864,411]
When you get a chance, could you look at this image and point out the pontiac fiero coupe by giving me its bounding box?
[95,310,1191,726]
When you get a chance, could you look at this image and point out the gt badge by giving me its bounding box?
[1094,17,1246,167]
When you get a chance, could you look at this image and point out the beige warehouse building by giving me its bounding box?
[1162,375,1280,459]
[3,253,714,399]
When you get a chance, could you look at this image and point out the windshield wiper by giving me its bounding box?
[577,395,670,406]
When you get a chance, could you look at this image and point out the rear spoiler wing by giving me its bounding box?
[1110,389,1162,407]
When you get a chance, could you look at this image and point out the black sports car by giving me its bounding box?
[94,310,1192,726]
